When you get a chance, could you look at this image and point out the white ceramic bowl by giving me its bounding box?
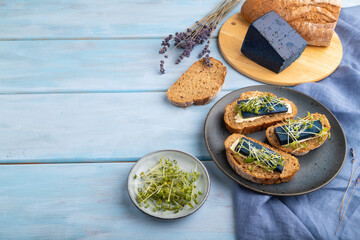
[127,150,211,220]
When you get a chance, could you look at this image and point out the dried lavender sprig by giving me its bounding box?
[337,148,357,216]
[198,1,231,67]
[190,0,239,39]
[204,54,211,67]
[160,1,233,54]
[356,175,360,186]
[158,0,242,74]
[335,172,360,235]
[198,42,210,58]
[160,60,165,74]
[340,165,360,213]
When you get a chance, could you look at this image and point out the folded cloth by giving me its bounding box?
[235,6,360,240]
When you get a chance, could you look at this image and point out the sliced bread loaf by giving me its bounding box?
[225,134,300,184]
[167,57,227,108]
[224,91,297,134]
[266,113,331,156]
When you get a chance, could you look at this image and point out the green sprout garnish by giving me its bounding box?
[235,93,286,116]
[234,138,285,172]
[277,113,330,151]
[133,156,201,213]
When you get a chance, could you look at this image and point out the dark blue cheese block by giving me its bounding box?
[241,11,308,73]
[234,138,283,172]
[275,120,323,145]
[237,99,288,118]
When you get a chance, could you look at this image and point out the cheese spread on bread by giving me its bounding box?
[230,138,240,152]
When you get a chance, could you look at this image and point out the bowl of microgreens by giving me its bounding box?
[127,150,210,220]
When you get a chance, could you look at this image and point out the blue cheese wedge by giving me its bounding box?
[230,137,284,172]
[235,94,291,122]
[237,99,287,118]
[241,11,308,73]
[275,119,323,145]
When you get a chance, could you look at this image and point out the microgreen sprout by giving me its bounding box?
[277,113,329,152]
[234,138,285,172]
[235,93,286,116]
[133,156,201,213]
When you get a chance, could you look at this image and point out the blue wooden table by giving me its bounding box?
[1,1,359,239]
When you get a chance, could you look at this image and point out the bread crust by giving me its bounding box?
[167,57,227,108]
[225,134,300,184]
[266,113,331,156]
[224,91,297,134]
[240,0,342,46]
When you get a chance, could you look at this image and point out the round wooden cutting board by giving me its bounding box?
[218,13,343,86]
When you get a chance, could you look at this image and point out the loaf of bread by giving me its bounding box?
[266,113,331,156]
[225,134,300,184]
[224,91,297,134]
[240,0,342,46]
[166,57,227,108]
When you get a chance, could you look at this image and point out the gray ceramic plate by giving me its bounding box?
[204,85,346,196]
[127,150,211,219]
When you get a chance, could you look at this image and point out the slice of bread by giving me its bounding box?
[224,91,297,134]
[266,113,331,156]
[225,134,300,184]
[167,57,227,108]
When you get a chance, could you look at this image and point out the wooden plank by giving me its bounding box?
[0,0,358,40]
[0,161,234,239]
[0,39,259,94]
[0,91,240,163]
[0,0,238,40]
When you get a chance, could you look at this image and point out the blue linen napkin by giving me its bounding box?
[235,6,360,240]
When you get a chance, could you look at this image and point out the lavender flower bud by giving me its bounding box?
[159,60,165,74]
[204,54,212,67]
[356,174,360,186]
[159,47,167,54]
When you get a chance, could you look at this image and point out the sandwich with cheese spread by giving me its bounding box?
[225,134,300,184]
[224,91,297,134]
[266,113,331,156]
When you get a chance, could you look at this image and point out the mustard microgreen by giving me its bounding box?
[234,138,285,172]
[235,93,286,116]
[133,156,201,213]
[277,113,330,152]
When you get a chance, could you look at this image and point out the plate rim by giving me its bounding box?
[203,85,347,196]
[127,149,211,219]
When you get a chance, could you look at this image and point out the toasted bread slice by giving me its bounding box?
[225,134,300,184]
[266,113,331,156]
[224,91,297,134]
[167,57,227,108]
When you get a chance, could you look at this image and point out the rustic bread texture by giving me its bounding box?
[166,57,227,108]
[224,91,297,134]
[240,0,342,46]
[266,113,331,156]
[225,134,300,184]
